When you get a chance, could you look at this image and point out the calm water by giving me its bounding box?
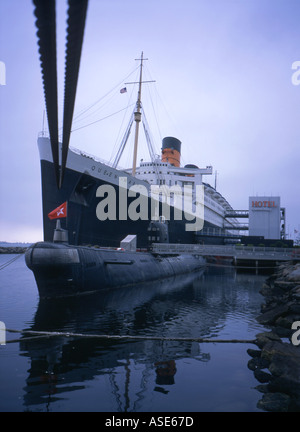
[0,254,269,412]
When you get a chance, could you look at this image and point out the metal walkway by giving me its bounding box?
[151,243,300,262]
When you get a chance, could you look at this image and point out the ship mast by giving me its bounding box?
[124,52,155,176]
[132,52,144,176]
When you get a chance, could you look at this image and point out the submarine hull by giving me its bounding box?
[25,242,206,299]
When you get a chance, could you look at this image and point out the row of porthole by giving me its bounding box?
[148,236,160,241]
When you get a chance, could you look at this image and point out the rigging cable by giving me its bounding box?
[72,65,139,123]
[70,104,135,132]
[60,0,88,188]
[70,90,119,129]
[33,0,89,189]
[141,107,157,162]
[111,108,135,168]
[33,0,60,188]
[144,63,163,142]
[109,71,139,165]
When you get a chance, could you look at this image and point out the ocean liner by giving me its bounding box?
[39,85,238,249]
[37,51,238,249]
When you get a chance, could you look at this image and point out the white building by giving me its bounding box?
[248,196,283,239]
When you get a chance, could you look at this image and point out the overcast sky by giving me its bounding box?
[0,0,299,242]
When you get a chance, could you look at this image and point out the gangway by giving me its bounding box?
[225,210,249,218]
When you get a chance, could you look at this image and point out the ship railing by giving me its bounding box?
[69,146,127,171]
[37,133,129,171]
[151,243,299,260]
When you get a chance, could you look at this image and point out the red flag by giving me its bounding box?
[48,202,67,220]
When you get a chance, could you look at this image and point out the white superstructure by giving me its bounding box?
[134,156,238,231]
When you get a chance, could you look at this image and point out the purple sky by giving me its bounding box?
[0,0,299,242]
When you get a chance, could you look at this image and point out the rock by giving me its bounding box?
[256,304,290,325]
[260,340,290,363]
[255,384,270,394]
[269,352,300,378]
[255,331,282,349]
[288,303,300,315]
[270,376,300,401]
[289,396,300,412]
[273,326,293,338]
[275,314,300,329]
[247,348,261,358]
[257,392,291,412]
[253,262,300,411]
[287,265,300,282]
[0,246,28,254]
[291,286,300,300]
[282,266,296,277]
[260,282,283,298]
[268,351,300,398]
[261,341,300,392]
[247,358,257,371]
[248,357,269,371]
[274,280,297,292]
[254,368,272,383]
[259,283,271,297]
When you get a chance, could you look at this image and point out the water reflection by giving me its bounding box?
[16,266,265,412]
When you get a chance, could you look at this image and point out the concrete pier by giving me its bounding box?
[151,243,300,269]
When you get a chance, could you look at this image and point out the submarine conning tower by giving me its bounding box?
[161,136,181,167]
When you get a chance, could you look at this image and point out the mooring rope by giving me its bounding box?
[5,329,256,344]
[0,253,25,271]
[0,244,33,271]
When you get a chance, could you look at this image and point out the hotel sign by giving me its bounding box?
[252,200,276,208]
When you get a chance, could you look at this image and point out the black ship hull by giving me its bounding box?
[41,159,200,248]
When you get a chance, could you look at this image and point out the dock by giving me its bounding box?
[151,243,300,271]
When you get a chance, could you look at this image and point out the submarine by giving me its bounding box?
[25,221,206,299]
